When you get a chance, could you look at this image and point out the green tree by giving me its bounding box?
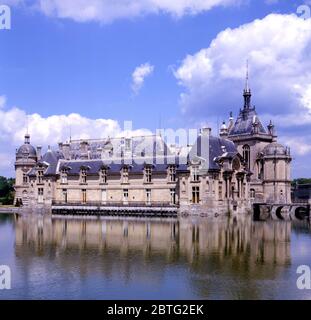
[0,176,15,205]
[292,178,311,187]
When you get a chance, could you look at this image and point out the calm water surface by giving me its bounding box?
[0,213,311,300]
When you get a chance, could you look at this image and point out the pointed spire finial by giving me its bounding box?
[243,60,251,109]
[24,115,31,144]
[245,59,249,92]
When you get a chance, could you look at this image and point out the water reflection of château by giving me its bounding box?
[15,215,293,268]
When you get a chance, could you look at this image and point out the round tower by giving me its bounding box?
[14,133,37,205]
[262,142,292,204]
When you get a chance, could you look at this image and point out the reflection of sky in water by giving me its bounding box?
[0,214,310,300]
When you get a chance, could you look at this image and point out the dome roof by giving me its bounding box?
[263,142,287,156]
[16,144,37,158]
[16,134,37,159]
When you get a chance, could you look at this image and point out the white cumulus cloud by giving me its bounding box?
[17,0,243,23]
[174,13,311,156]
[131,63,154,95]
[0,97,151,176]
[175,14,311,115]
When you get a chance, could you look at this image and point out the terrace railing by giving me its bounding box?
[52,200,177,208]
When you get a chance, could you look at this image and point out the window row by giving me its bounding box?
[60,188,177,205]
[58,166,177,184]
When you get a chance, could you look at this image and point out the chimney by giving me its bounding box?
[36,146,42,160]
[201,127,212,136]
[80,140,89,160]
[58,141,71,159]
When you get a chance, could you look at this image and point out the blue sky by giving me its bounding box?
[0,0,311,177]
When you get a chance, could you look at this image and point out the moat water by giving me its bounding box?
[0,213,311,300]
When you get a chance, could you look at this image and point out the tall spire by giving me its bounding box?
[245,59,249,91]
[243,60,251,110]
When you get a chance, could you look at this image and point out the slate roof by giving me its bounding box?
[28,150,64,176]
[27,133,240,177]
[68,135,172,160]
[228,107,267,136]
[189,134,238,170]
[57,156,188,175]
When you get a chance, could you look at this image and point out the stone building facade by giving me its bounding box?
[14,83,291,214]
[222,84,292,204]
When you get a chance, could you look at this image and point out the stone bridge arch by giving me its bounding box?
[290,205,309,221]
[271,205,291,221]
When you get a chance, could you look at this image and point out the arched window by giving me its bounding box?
[250,189,256,199]
[242,145,250,169]
[257,159,264,180]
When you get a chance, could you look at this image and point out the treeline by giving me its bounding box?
[0,176,15,205]
[292,178,311,186]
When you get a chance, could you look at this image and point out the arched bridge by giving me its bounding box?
[253,202,310,221]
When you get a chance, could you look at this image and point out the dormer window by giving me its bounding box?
[144,166,152,183]
[191,166,200,182]
[80,168,87,184]
[60,170,68,184]
[168,165,176,182]
[100,167,108,184]
[122,166,129,183]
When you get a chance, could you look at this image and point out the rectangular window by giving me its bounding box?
[168,165,176,182]
[101,169,107,183]
[61,171,67,184]
[192,186,200,204]
[37,170,44,184]
[101,189,107,204]
[145,167,152,183]
[122,167,129,183]
[218,182,223,200]
[38,188,44,203]
[192,166,200,182]
[123,189,129,203]
[82,189,87,203]
[23,173,28,184]
[146,189,151,205]
[170,188,176,205]
[80,169,87,184]
[62,189,68,203]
